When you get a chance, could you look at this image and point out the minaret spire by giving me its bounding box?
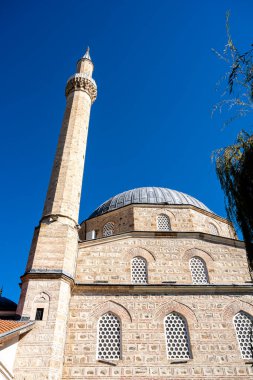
[76,47,94,77]
[83,46,91,60]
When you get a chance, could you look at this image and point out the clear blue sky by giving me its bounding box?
[1,0,252,302]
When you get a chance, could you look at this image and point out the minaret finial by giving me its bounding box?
[83,46,91,61]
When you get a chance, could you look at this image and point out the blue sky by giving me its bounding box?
[1,0,252,302]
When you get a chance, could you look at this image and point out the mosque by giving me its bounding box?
[0,49,253,379]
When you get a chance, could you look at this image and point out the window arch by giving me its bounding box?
[189,257,209,284]
[97,312,121,360]
[164,312,191,359]
[157,214,171,231]
[131,256,148,284]
[209,223,219,235]
[234,311,253,359]
[103,222,115,237]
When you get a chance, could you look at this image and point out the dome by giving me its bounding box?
[0,296,17,311]
[88,187,211,219]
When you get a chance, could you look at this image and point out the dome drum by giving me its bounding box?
[80,189,233,241]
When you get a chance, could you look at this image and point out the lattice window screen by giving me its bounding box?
[209,223,219,235]
[157,214,171,231]
[97,312,121,360]
[164,313,191,359]
[131,256,148,284]
[103,222,115,237]
[234,311,253,359]
[189,257,209,284]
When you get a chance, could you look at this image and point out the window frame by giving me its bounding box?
[103,222,115,237]
[233,311,253,360]
[131,256,148,284]
[164,312,192,360]
[189,256,209,285]
[96,312,122,361]
[157,214,171,231]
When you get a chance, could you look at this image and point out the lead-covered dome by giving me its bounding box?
[0,295,17,311]
[88,187,211,219]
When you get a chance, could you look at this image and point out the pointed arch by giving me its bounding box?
[90,300,132,323]
[33,292,50,302]
[126,247,156,262]
[223,300,253,321]
[183,248,214,263]
[209,222,219,236]
[183,248,214,273]
[154,300,198,325]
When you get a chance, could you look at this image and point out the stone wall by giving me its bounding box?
[81,205,235,241]
[76,236,249,284]
[14,279,71,380]
[79,206,134,240]
[62,292,253,379]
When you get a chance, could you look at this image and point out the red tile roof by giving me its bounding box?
[0,319,33,336]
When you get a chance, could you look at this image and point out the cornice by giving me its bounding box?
[79,230,245,249]
[73,283,253,295]
[19,271,253,295]
[20,270,74,286]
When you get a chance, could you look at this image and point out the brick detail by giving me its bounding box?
[126,247,156,262]
[223,299,253,321]
[183,248,215,273]
[89,300,132,323]
[154,300,198,325]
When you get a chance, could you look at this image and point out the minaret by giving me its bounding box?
[14,49,97,379]
[43,46,97,223]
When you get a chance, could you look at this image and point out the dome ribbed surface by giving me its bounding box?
[88,187,211,219]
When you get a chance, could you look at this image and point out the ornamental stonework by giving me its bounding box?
[65,73,97,102]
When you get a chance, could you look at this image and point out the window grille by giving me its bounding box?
[97,312,121,360]
[131,256,148,284]
[164,312,191,359]
[234,311,253,359]
[35,308,44,321]
[157,214,171,231]
[103,222,115,237]
[189,256,209,284]
[209,223,219,235]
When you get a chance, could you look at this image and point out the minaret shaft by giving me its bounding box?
[43,90,92,223]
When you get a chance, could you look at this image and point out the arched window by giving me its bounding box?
[32,292,50,321]
[164,312,191,359]
[97,312,121,360]
[157,214,171,231]
[131,256,148,284]
[234,311,253,359]
[189,256,209,285]
[209,223,219,235]
[103,222,115,237]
